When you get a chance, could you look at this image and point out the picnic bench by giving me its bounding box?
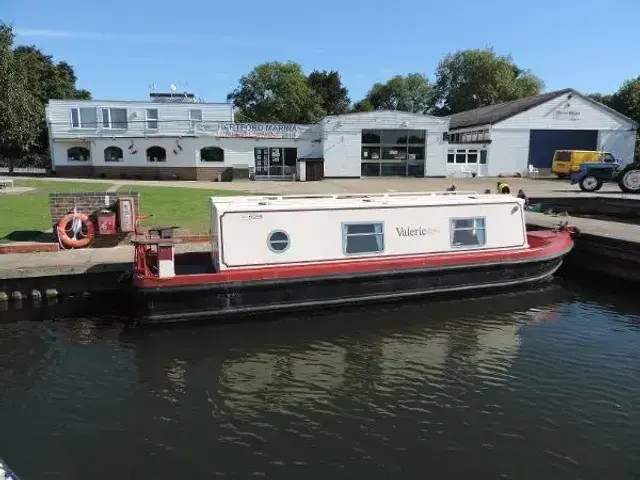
[0,179,14,189]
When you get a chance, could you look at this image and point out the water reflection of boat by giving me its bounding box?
[128,283,573,408]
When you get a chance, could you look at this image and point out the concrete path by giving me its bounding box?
[0,242,210,279]
[7,174,629,197]
[525,211,640,242]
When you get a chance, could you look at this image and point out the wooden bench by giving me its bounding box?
[0,179,14,189]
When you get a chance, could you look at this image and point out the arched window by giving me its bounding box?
[267,230,290,253]
[200,146,224,162]
[67,147,90,162]
[146,146,166,162]
[104,146,123,162]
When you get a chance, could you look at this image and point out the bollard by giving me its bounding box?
[45,288,59,299]
[10,291,23,302]
[0,291,8,303]
[31,289,43,301]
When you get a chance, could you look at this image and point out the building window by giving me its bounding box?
[189,109,202,122]
[100,107,128,129]
[447,149,487,165]
[451,218,486,248]
[104,146,123,162]
[267,230,290,253]
[67,147,90,162]
[200,147,224,162]
[70,108,98,129]
[146,109,158,129]
[361,129,426,177]
[146,146,166,162]
[342,222,384,255]
[447,129,490,144]
[254,147,297,177]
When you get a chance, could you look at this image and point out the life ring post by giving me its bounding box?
[57,211,96,249]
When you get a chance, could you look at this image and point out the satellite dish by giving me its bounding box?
[170,84,177,92]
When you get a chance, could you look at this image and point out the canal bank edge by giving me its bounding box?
[525,211,640,282]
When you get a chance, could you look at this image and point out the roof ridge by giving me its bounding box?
[448,88,575,129]
[449,88,572,119]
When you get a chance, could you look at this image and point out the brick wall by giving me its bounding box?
[49,192,141,247]
[54,165,243,182]
[54,165,93,178]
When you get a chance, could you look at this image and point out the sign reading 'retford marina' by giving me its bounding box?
[213,123,302,139]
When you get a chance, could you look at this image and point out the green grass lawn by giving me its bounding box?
[119,185,243,234]
[0,179,245,243]
[0,180,115,243]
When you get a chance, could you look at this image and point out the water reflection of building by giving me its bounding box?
[380,333,450,386]
[217,324,527,416]
[216,303,571,415]
[471,325,521,383]
[219,345,348,416]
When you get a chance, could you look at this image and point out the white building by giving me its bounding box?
[46,88,636,181]
[46,91,320,181]
[446,88,637,176]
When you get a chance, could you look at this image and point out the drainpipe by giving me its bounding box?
[46,110,55,175]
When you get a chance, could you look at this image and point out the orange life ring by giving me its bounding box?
[57,212,95,249]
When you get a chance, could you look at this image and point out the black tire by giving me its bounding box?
[579,175,602,192]
[617,166,640,194]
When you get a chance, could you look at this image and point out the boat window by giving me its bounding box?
[267,230,290,253]
[450,218,486,248]
[342,222,384,255]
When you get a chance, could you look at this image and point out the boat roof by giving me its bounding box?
[210,191,524,211]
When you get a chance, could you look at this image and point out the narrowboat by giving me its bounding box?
[131,191,575,324]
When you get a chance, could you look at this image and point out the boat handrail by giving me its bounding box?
[210,190,483,203]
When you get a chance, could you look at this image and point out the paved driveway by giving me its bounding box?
[6,175,626,197]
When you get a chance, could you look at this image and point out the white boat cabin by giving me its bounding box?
[209,191,528,271]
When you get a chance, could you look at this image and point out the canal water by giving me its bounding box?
[1,279,640,479]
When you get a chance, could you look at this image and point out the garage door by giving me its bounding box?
[528,130,598,168]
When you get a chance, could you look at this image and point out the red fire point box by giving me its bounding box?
[97,211,117,236]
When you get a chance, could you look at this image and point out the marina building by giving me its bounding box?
[46,88,636,181]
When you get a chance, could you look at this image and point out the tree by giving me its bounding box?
[13,47,91,103]
[306,69,350,115]
[0,24,91,170]
[609,77,640,161]
[588,92,614,107]
[610,77,640,125]
[352,73,436,114]
[12,45,91,165]
[227,61,325,124]
[0,23,42,172]
[434,48,544,115]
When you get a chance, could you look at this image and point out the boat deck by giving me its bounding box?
[174,252,217,275]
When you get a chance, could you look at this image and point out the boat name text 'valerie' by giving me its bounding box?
[395,226,440,237]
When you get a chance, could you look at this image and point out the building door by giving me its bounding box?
[283,148,298,177]
[254,147,298,179]
[306,161,325,181]
[268,148,283,177]
[254,148,269,177]
[528,130,598,168]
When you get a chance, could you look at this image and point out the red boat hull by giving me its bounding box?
[132,230,573,324]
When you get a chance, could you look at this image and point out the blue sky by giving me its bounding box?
[5,0,638,104]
